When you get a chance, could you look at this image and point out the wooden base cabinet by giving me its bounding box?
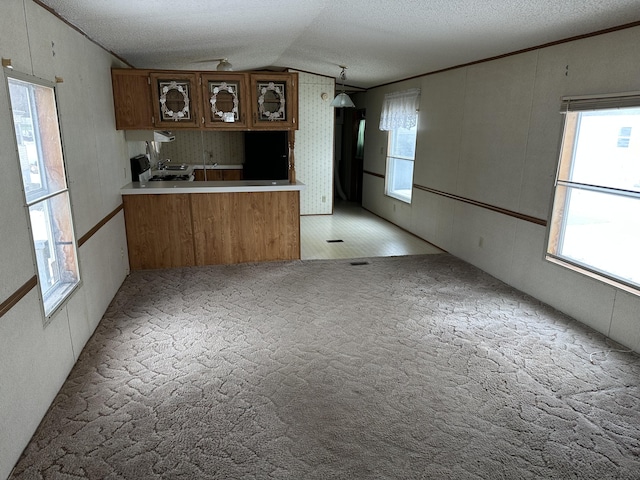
[123,191,300,270]
[190,191,299,266]
[123,194,196,270]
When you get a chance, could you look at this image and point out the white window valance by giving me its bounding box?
[379,88,421,131]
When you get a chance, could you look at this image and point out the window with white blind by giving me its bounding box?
[385,125,417,203]
[7,72,80,318]
[546,92,640,293]
[380,88,420,204]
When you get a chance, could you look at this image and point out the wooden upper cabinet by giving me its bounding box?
[249,72,298,130]
[111,69,154,129]
[200,73,249,129]
[150,72,201,128]
[112,69,299,131]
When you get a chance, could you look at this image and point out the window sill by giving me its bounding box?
[545,255,640,298]
[43,280,80,324]
[385,191,412,204]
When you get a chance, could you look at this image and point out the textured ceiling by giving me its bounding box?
[37,0,640,89]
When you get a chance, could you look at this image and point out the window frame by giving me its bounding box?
[384,123,417,204]
[6,70,81,321]
[545,92,640,295]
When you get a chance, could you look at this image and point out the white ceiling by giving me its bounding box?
[37,0,640,89]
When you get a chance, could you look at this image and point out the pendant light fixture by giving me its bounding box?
[216,58,233,71]
[330,65,355,108]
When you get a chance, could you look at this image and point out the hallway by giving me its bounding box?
[300,201,443,260]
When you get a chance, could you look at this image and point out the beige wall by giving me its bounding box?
[0,1,130,477]
[360,26,640,354]
[159,130,245,166]
[294,71,335,215]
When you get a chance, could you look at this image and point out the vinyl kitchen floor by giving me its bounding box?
[300,200,443,260]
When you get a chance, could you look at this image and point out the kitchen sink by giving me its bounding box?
[163,164,189,171]
[148,174,191,181]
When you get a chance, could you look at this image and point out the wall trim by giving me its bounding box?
[371,20,640,89]
[32,0,133,67]
[414,185,547,226]
[363,170,547,226]
[363,169,384,179]
[0,276,37,319]
[0,204,124,318]
[77,204,123,247]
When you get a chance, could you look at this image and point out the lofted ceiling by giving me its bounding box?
[36,0,640,89]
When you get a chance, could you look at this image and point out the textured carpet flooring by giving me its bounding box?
[10,254,640,479]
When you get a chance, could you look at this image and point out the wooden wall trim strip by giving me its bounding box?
[362,171,547,226]
[0,276,37,319]
[32,0,133,67]
[0,204,125,318]
[414,184,547,226]
[371,20,640,89]
[77,204,124,247]
[363,169,384,179]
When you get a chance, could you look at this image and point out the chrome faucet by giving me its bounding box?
[157,158,171,170]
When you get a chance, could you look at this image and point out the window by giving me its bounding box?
[546,93,640,293]
[385,125,417,203]
[379,88,421,204]
[7,73,80,318]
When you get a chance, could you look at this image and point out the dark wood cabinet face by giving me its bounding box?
[112,69,298,131]
[249,73,298,129]
[111,69,154,129]
[150,73,200,128]
[201,73,248,128]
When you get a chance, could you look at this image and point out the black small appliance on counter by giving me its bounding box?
[130,154,151,182]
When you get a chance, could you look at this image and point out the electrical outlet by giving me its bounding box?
[120,247,125,259]
[321,195,326,203]
[478,236,484,248]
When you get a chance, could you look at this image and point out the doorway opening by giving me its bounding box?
[334,108,366,205]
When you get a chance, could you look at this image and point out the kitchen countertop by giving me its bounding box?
[121,179,305,195]
[196,164,243,170]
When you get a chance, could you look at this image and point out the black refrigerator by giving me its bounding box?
[243,131,289,180]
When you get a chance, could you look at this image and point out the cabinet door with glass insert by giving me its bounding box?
[201,73,248,129]
[249,73,298,129]
[150,72,200,128]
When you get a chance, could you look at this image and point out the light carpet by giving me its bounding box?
[10,254,640,479]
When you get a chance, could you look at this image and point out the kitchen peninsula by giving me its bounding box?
[121,180,304,270]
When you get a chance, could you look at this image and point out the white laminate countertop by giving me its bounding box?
[196,164,243,170]
[121,179,305,195]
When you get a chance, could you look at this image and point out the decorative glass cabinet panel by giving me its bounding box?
[150,72,200,128]
[249,73,298,129]
[201,73,248,128]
